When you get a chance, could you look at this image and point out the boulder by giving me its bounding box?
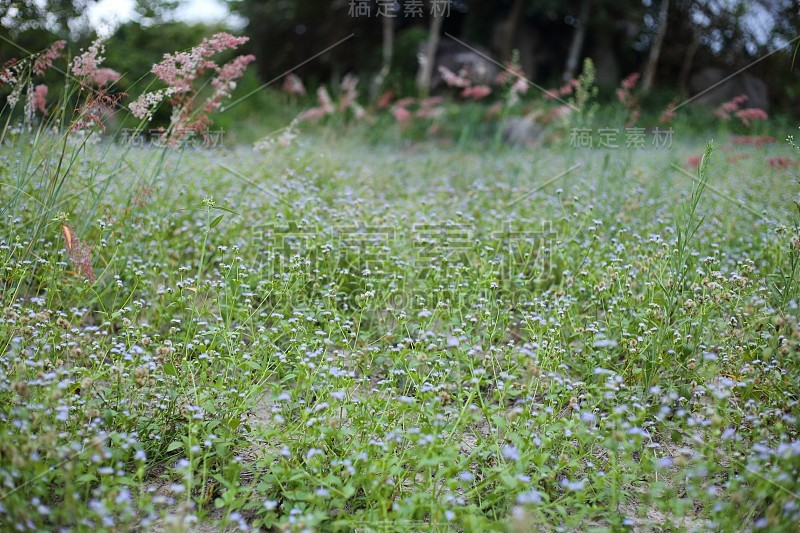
[689,67,769,110]
[419,39,499,91]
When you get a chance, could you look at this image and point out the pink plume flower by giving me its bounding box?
[71,38,106,79]
[659,99,677,124]
[90,68,121,86]
[732,136,775,147]
[394,97,416,108]
[621,73,640,90]
[32,84,48,115]
[298,107,328,121]
[462,85,492,100]
[283,73,306,96]
[544,79,579,100]
[767,157,799,170]
[34,40,65,76]
[205,54,256,112]
[734,107,768,127]
[130,32,253,144]
[714,94,749,119]
[338,73,361,114]
[439,66,470,88]
[511,77,528,96]
[151,32,249,94]
[393,106,411,123]
[316,86,335,114]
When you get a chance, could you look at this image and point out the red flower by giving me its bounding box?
[734,108,768,127]
[393,106,411,123]
[659,99,677,124]
[377,90,394,109]
[621,73,640,91]
[732,136,775,147]
[461,85,492,100]
[767,157,799,170]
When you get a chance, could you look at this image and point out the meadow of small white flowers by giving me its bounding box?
[1,122,799,532]
[1,37,800,528]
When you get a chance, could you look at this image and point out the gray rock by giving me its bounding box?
[689,67,769,110]
[502,114,543,147]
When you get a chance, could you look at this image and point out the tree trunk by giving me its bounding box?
[417,7,444,97]
[562,0,592,81]
[500,0,525,61]
[641,0,670,92]
[370,12,394,101]
[677,30,699,96]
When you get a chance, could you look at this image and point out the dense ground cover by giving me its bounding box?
[1,127,799,531]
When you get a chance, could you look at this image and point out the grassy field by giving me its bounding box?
[1,126,800,531]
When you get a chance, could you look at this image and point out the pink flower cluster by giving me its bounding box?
[713,95,749,118]
[338,74,365,118]
[659,98,677,124]
[713,95,768,127]
[621,72,640,91]
[685,155,702,170]
[70,38,120,86]
[151,33,250,94]
[439,65,493,100]
[731,136,776,147]
[767,157,799,170]
[129,32,255,143]
[439,66,470,88]
[462,85,492,100]
[734,107,768,127]
[0,59,18,87]
[389,96,444,124]
[1,39,65,91]
[31,84,48,115]
[33,40,66,76]
[616,73,640,126]
[283,73,306,96]
[543,79,579,101]
[206,54,255,113]
[72,89,126,133]
[297,75,365,121]
[90,68,121,86]
[298,87,335,121]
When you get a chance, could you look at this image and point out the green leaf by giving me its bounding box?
[211,205,241,216]
[77,473,98,483]
[210,214,224,228]
[167,440,183,452]
[163,362,178,376]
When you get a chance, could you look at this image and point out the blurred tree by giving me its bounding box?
[416,1,444,97]
[0,0,97,36]
[370,7,395,100]
[640,0,668,92]
[227,0,381,88]
[562,0,592,80]
[133,0,180,25]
